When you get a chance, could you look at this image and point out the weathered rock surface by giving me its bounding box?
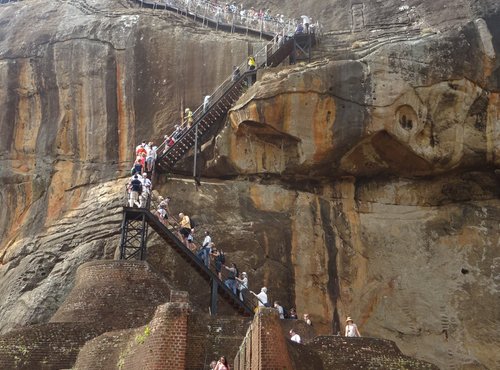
[0,0,499,369]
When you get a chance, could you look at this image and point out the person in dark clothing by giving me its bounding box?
[224,263,238,294]
[211,247,224,279]
[128,175,142,207]
[231,65,241,81]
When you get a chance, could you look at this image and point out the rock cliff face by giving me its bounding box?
[0,0,499,369]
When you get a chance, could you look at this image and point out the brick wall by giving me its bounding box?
[186,313,251,370]
[51,260,171,330]
[74,290,190,370]
[307,336,439,369]
[233,308,295,370]
[0,322,102,370]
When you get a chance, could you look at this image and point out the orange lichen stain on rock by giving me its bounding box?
[312,96,336,162]
[290,193,335,334]
[116,61,130,167]
[13,60,41,154]
[486,93,500,166]
[249,184,294,212]
[45,161,73,223]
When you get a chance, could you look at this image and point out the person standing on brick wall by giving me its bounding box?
[274,301,285,319]
[289,329,302,344]
[250,287,268,307]
[345,317,361,337]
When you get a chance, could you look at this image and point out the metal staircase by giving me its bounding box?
[155,37,297,173]
[119,206,255,316]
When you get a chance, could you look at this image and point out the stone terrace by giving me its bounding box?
[308,336,439,369]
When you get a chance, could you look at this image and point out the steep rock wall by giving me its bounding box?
[0,0,498,369]
[0,0,254,333]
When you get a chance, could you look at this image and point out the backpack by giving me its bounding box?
[219,251,226,265]
[189,218,196,229]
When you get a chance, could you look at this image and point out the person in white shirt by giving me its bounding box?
[289,329,301,344]
[345,317,361,337]
[250,287,268,307]
[197,231,212,267]
[274,301,284,319]
[235,272,248,301]
[139,173,152,208]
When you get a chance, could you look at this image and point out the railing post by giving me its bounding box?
[210,279,218,315]
[140,213,148,260]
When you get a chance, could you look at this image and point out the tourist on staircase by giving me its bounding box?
[178,212,192,249]
[156,203,168,226]
[158,196,172,219]
[131,158,143,176]
[345,317,361,337]
[184,107,194,128]
[211,246,224,279]
[223,262,239,294]
[231,65,241,81]
[197,230,212,267]
[145,142,157,172]
[128,175,143,208]
[247,55,256,70]
[139,173,152,208]
[235,271,248,301]
[250,286,268,308]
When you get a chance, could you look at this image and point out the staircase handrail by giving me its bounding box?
[125,206,255,314]
[139,0,297,37]
[156,32,288,157]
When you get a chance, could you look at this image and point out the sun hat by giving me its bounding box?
[346,317,353,322]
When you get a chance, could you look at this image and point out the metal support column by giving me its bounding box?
[210,278,218,315]
[119,210,149,260]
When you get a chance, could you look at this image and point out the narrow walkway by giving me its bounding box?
[135,0,297,40]
[121,206,254,315]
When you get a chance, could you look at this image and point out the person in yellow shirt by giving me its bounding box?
[247,56,256,70]
[178,212,192,248]
[184,108,193,128]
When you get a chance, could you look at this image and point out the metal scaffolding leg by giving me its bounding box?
[119,211,149,260]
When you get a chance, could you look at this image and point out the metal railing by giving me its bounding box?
[140,0,300,37]
[156,32,290,157]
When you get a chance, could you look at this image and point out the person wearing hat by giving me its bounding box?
[345,317,361,337]
[235,271,248,301]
